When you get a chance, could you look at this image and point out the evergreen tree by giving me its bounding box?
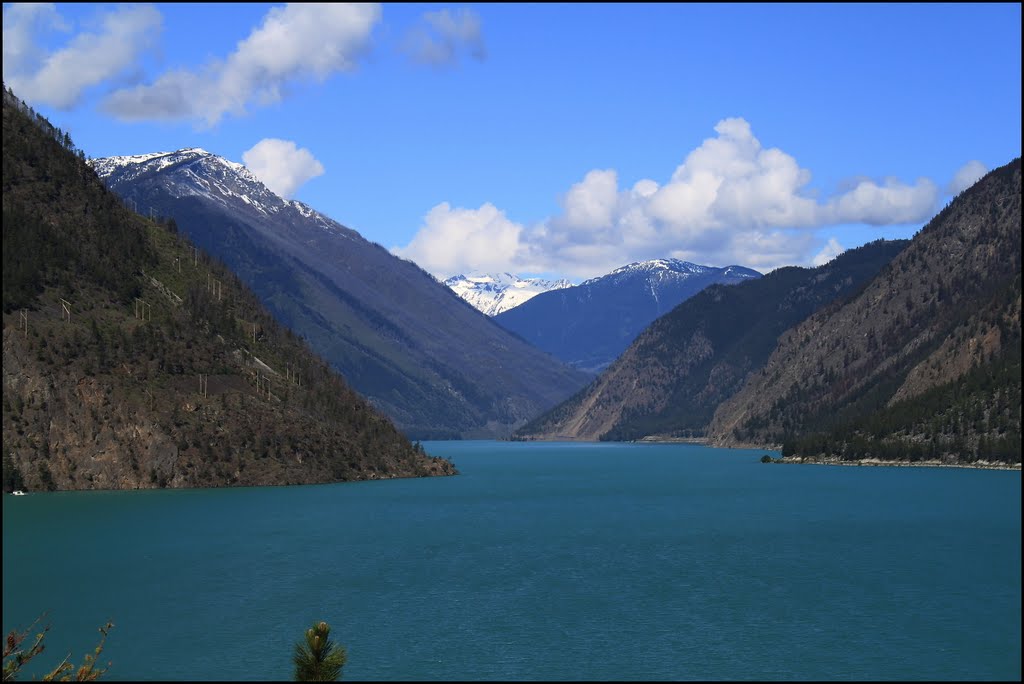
[292,621,346,682]
[2,615,113,681]
[3,450,24,492]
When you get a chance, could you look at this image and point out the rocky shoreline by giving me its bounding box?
[633,437,1020,471]
[777,456,1021,471]
[636,436,710,444]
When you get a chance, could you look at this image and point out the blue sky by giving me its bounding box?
[3,3,1021,280]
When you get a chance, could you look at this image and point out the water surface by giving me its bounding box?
[3,441,1020,680]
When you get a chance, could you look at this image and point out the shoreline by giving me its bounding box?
[777,456,1021,471]
[633,437,1020,471]
[635,436,709,444]
[511,436,1020,470]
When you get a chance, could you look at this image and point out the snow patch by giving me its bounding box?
[446,272,574,316]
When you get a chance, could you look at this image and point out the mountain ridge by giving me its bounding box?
[494,258,760,373]
[513,239,909,441]
[444,272,573,316]
[90,148,590,439]
[708,158,1021,464]
[2,86,455,492]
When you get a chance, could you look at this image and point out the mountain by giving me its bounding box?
[493,259,761,373]
[514,240,909,441]
[708,159,1021,465]
[444,272,573,316]
[2,86,455,492]
[90,149,589,439]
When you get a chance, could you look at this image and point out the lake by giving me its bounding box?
[3,441,1020,681]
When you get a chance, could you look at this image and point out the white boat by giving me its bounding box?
[11,490,25,496]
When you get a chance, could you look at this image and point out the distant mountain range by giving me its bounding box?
[514,240,909,441]
[493,259,761,373]
[2,87,454,491]
[90,148,589,439]
[444,272,573,316]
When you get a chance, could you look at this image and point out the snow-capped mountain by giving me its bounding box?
[90,148,342,235]
[444,272,573,316]
[584,258,757,292]
[494,258,761,373]
[89,148,589,438]
[594,258,713,281]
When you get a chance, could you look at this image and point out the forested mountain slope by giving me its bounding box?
[91,149,589,439]
[2,85,454,491]
[515,240,907,441]
[709,159,1021,464]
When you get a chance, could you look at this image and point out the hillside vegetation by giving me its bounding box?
[2,85,454,491]
[92,149,589,440]
[515,240,907,441]
[709,159,1021,464]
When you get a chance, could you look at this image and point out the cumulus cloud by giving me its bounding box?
[2,3,161,110]
[947,160,988,195]
[102,3,380,125]
[242,139,324,198]
[812,237,846,266]
[823,175,939,225]
[395,117,951,279]
[403,8,486,66]
[561,169,620,231]
[393,203,525,276]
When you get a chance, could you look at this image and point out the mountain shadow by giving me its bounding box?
[90,150,590,439]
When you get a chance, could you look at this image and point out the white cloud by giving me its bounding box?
[947,160,988,195]
[242,139,325,199]
[560,169,619,230]
[2,4,67,78]
[392,203,525,277]
[2,3,160,110]
[102,3,380,125]
[395,117,951,279]
[823,176,939,225]
[812,237,846,266]
[403,8,486,66]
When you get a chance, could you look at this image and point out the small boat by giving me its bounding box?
[11,490,26,496]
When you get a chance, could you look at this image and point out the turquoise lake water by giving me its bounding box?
[3,441,1021,681]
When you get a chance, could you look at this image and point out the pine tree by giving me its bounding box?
[292,621,346,682]
[2,615,113,681]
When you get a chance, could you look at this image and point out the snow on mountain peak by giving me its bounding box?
[608,258,706,276]
[95,149,261,216]
[90,147,265,186]
[90,148,195,178]
[88,147,352,237]
[445,272,573,316]
[721,265,759,278]
[211,155,263,185]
